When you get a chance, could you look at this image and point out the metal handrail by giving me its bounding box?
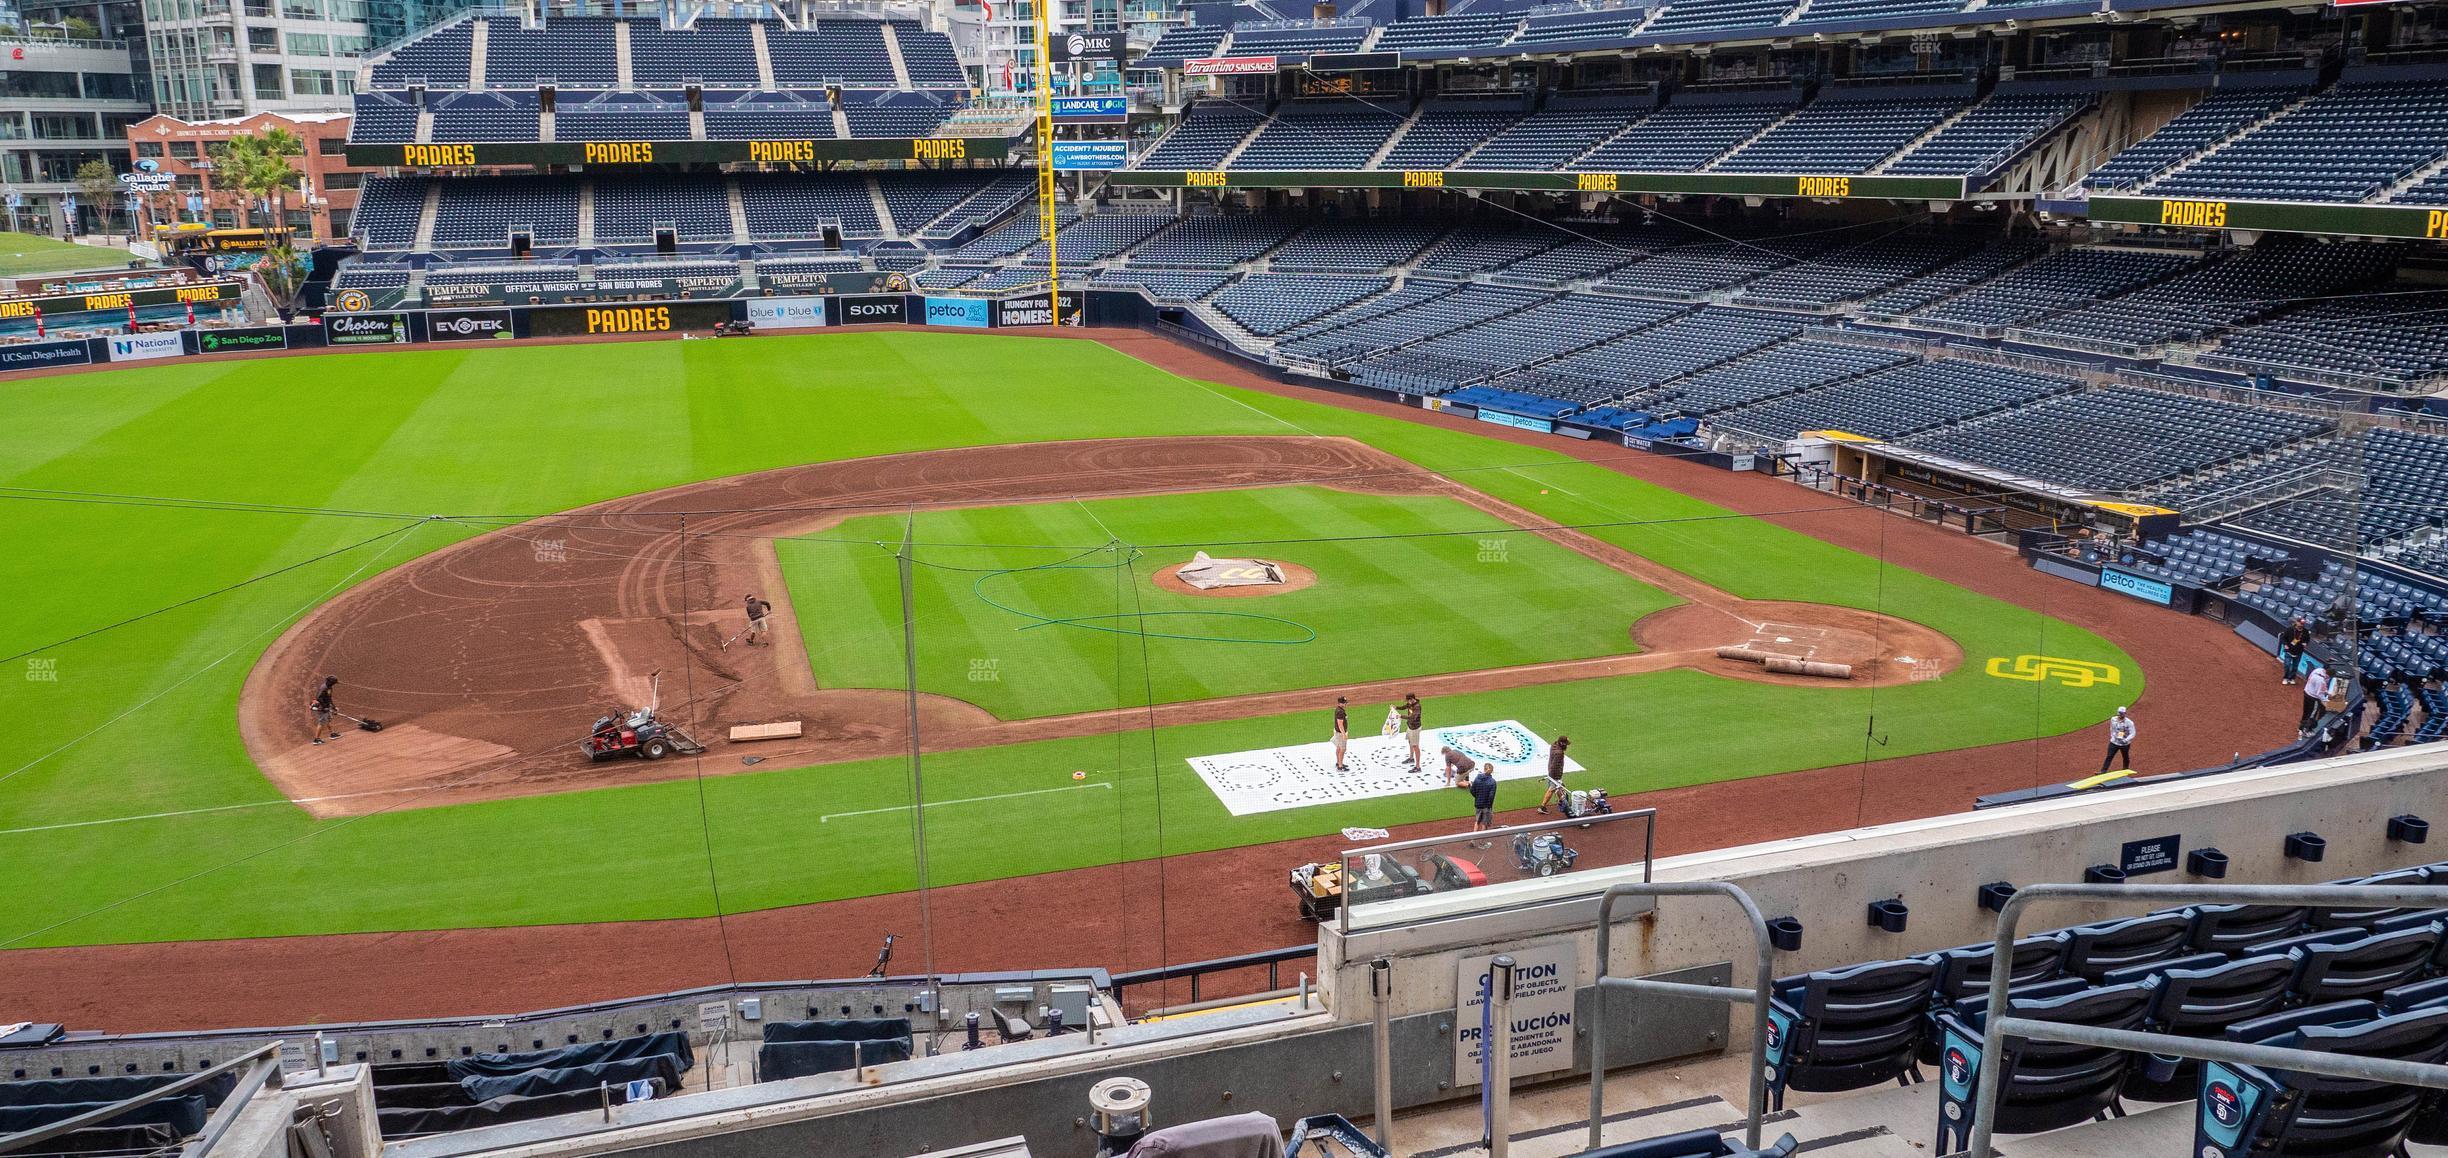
[181,1052,284,1158]
[1110,943,1317,1005]
[1962,882,2448,1158]
[1337,807,1659,934]
[1590,882,1772,1151]
[0,1041,283,1156]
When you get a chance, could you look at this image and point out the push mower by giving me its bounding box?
[1511,831,1579,877]
[578,672,708,762]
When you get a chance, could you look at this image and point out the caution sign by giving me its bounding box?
[1454,941,1577,1084]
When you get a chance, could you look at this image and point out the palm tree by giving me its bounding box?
[204,128,303,234]
[256,241,308,321]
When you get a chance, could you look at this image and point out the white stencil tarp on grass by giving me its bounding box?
[1186,720,1583,816]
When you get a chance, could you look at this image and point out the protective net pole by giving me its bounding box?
[1030,0,1061,320]
[897,514,942,1036]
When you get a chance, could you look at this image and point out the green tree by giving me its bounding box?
[73,158,115,234]
[205,127,302,231]
[255,242,309,321]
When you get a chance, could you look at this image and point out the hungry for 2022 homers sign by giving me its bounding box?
[1186,720,1581,816]
[1455,941,1578,1083]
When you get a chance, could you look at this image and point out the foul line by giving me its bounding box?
[0,785,443,837]
[817,781,1112,823]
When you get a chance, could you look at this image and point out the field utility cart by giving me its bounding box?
[579,673,707,762]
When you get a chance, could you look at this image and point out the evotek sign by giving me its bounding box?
[424,308,514,341]
[1049,29,1125,61]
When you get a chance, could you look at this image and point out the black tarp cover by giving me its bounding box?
[0,1095,207,1135]
[444,1032,694,1081]
[756,1038,913,1081]
[0,1072,235,1108]
[458,1054,682,1103]
[760,1018,911,1044]
[374,1080,666,1138]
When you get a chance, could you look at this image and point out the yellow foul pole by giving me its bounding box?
[1030,0,1061,324]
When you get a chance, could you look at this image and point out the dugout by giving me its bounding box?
[1798,432,2179,542]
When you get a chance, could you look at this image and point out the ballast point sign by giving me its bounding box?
[1454,942,1578,1082]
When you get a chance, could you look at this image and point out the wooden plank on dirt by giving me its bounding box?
[729,721,804,742]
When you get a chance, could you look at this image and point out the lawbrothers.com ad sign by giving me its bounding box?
[745,296,828,328]
[106,331,184,362]
[324,313,409,345]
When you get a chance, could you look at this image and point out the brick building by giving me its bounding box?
[124,109,367,241]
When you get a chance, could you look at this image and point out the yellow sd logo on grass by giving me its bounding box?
[1984,655,2122,687]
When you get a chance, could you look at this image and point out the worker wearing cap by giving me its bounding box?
[2100,706,2136,774]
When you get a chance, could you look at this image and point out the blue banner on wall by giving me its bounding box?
[923,297,991,328]
[1477,410,1555,435]
[2099,568,2174,606]
[1051,141,1130,171]
[1051,96,1129,124]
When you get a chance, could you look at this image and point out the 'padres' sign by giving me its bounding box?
[1984,655,2122,688]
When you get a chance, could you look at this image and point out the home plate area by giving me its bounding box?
[1186,720,1582,817]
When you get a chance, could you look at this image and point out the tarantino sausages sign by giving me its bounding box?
[528,302,733,336]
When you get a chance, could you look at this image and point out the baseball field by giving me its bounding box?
[0,327,2178,1022]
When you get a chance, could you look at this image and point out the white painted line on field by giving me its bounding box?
[818,781,1112,823]
[0,785,438,837]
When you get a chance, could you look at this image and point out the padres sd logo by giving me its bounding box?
[1983,655,2122,688]
[334,289,371,312]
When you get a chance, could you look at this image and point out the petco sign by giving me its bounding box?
[1186,720,1580,817]
[744,296,828,328]
[106,331,184,362]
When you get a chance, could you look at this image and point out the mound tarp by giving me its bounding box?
[444,1031,695,1080]
[1176,551,1285,590]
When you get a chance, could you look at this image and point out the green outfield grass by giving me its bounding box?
[776,487,1679,719]
[0,233,127,277]
[0,332,2139,949]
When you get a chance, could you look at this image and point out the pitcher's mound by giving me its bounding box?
[1152,557,1318,598]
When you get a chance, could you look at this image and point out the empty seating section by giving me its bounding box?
[2014,241,2396,354]
[1511,8,1644,47]
[425,263,582,290]
[593,176,734,244]
[1883,92,2084,175]
[2083,87,2302,190]
[1140,26,1226,67]
[486,19,618,86]
[1712,95,1961,172]
[1632,339,1916,416]
[738,173,882,238]
[895,31,970,87]
[1574,99,1787,170]
[629,23,760,86]
[1906,387,2332,491]
[1354,292,1666,392]
[1213,274,1391,335]
[1264,221,1439,271]
[2145,81,2448,203]
[1277,282,1537,366]
[332,263,412,291]
[1604,240,1810,299]
[1039,213,1172,262]
[1906,246,2193,331]
[1138,102,1264,170]
[845,94,954,137]
[1857,238,2044,315]
[352,177,428,250]
[878,172,1028,236]
[1641,0,1797,38]
[1127,217,1302,268]
[1493,234,1654,287]
[367,21,472,88]
[2199,291,2448,390]
[1371,12,1518,52]
[1411,227,1564,278]
[1273,280,1457,346]
[350,94,417,144]
[769,20,899,87]
[432,94,539,142]
[1787,0,1969,26]
[704,95,837,140]
[1734,235,1976,308]
[1715,360,2076,441]
[1499,306,1798,403]
[1231,98,1407,170]
[1222,24,1370,57]
[1457,95,1647,170]
[1378,97,1528,168]
[555,96,689,141]
[946,216,1045,262]
[1087,268,1237,301]
[430,177,578,248]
